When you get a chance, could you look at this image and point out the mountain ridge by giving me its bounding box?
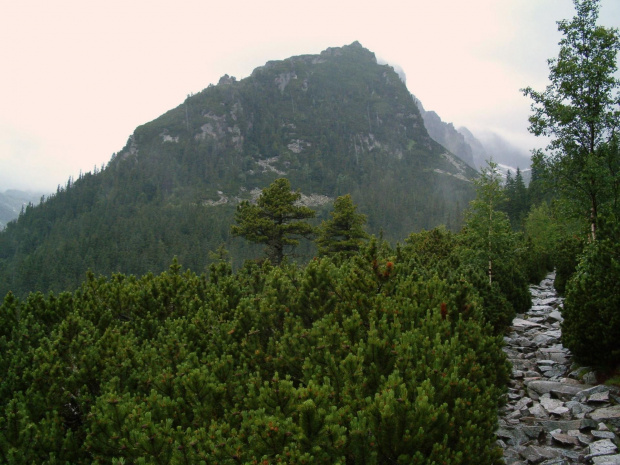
[0,42,478,297]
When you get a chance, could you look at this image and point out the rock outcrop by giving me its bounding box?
[498,272,620,464]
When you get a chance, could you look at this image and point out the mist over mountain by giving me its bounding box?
[412,96,532,182]
[472,130,532,171]
[0,42,478,297]
[0,190,44,230]
[413,97,477,169]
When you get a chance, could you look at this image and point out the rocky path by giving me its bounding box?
[497,272,620,464]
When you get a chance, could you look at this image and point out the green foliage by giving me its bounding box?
[553,233,585,295]
[458,161,530,325]
[522,203,559,282]
[561,217,620,367]
[502,168,529,230]
[0,244,509,463]
[316,194,368,258]
[231,178,316,265]
[522,0,620,241]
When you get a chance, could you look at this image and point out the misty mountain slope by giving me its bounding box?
[413,96,477,169]
[0,42,477,297]
[413,95,532,180]
[0,190,44,230]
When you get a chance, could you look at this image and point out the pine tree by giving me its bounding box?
[231,178,316,265]
[316,194,368,257]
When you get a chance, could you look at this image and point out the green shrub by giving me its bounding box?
[0,250,509,464]
[561,235,620,368]
[553,234,584,294]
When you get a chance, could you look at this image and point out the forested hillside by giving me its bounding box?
[0,42,476,298]
[0,159,536,464]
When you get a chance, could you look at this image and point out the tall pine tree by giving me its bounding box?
[231,178,316,265]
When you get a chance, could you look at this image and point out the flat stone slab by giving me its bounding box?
[512,318,543,328]
[551,431,580,446]
[520,445,560,463]
[496,427,530,446]
[526,380,594,400]
[541,397,565,411]
[536,418,598,432]
[588,439,618,458]
[591,454,620,464]
[589,391,611,403]
[590,405,620,427]
[548,310,564,322]
[530,305,554,312]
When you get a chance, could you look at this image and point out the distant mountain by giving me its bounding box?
[0,42,478,297]
[0,190,45,230]
[412,97,531,182]
[413,97,476,169]
[457,126,490,170]
[471,130,532,171]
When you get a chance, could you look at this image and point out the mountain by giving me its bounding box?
[0,190,45,230]
[0,42,477,298]
[414,97,477,169]
[472,131,532,177]
[412,97,532,181]
[457,126,490,170]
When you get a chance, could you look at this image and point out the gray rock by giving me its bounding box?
[530,403,548,418]
[589,391,611,403]
[531,305,554,312]
[587,439,618,458]
[537,418,598,432]
[591,430,616,440]
[550,431,580,446]
[498,273,612,464]
[567,429,591,445]
[590,405,620,427]
[591,455,620,465]
[497,427,531,446]
[547,310,564,322]
[513,318,543,328]
[515,397,534,411]
[534,334,554,346]
[520,445,560,463]
[583,371,599,385]
[526,380,594,400]
[522,426,544,439]
[543,369,566,379]
[540,397,564,412]
[575,385,611,402]
[565,400,594,416]
[537,360,557,366]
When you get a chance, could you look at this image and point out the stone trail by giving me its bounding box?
[497,272,620,464]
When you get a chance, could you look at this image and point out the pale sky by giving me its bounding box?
[1,0,619,192]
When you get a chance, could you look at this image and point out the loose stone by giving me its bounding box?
[496,272,620,464]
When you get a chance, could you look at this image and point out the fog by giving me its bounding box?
[1,0,618,192]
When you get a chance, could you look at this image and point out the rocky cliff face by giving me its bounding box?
[413,96,477,169]
[458,125,490,170]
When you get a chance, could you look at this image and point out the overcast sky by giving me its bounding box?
[1,0,619,193]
